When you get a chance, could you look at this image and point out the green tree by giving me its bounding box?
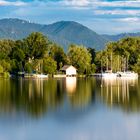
[0,65,3,73]
[0,39,15,60]
[48,44,67,70]
[88,47,96,64]
[24,32,49,60]
[24,62,32,73]
[43,57,57,74]
[68,44,92,74]
[0,60,11,72]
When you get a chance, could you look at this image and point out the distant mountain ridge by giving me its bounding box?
[0,18,140,51]
[0,18,108,51]
[102,32,140,42]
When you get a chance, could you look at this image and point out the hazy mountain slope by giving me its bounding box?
[40,21,108,50]
[0,18,108,50]
[0,18,43,39]
[103,33,140,41]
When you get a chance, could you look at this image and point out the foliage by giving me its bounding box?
[43,57,57,74]
[24,32,49,59]
[0,65,3,73]
[48,43,67,70]
[24,62,32,73]
[95,37,140,73]
[68,44,92,74]
[0,31,140,75]
[0,60,11,72]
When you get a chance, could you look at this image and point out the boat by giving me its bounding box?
[116,56,138,78]
[101,71,117,78]
[100,52,117,79]
[117,71,138,78]
[35,74,48,78]
[36,74,48,78]
[34,60,48,78]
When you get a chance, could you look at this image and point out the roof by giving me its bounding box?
[61,65,76,71]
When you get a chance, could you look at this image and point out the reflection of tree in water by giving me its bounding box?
[67,78,96,108]
[0,78,64,118]
[97,78,140,112]
[0,78,97,118]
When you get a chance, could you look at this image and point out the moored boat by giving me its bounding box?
[101,72,117,78]
[117,71,138,78]
[35,74,48,78]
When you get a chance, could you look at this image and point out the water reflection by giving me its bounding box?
[66,77,77,95]
[0,78,64,117]
[0,78,96,118]
[68,78,95,108]
[98,77,139,112]
[0,77,140,118]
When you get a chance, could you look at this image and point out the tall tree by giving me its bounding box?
[68,44,91,74]
[24,32,49,60]
[48,43,67,70]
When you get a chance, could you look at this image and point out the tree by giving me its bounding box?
[68,44,92,74]
[0,60,11,72]
[88,48,96,64]
[43,57,57,74]
[24,32,49,60]
[0,39,15,60]
[0,65,3,73]
[48,44,67,70]
[24,62,32,73]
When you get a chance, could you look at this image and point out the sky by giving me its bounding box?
[0,0,140,34]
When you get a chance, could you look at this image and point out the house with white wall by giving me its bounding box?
[61,65,77,76]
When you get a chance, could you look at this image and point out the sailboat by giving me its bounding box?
[36,73,48,78]
[117,57,138,78]
[101,52,117,78]
[35,60,48,79]
[117,71,138,78]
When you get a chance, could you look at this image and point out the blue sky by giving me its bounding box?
[0,0,140,34]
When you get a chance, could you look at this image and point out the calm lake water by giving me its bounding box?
[0,77,140,140]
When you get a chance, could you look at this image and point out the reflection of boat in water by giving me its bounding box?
[117,71,138,78]
[66,77,77,95]
[100,77,138,105]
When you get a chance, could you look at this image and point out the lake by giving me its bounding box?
[0,77,140,140]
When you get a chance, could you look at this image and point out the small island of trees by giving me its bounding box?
[0,32,140,77]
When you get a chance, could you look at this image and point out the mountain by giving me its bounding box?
[102,32,140,42]
[0,18,108,51]
[40,21,108,50]
[0,18,42,39]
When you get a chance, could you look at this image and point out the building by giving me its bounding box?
[61,65,77,76]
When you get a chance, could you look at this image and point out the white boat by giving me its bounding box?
[101,72,117,78]
[117,71,138,78]
[35,74,48,78]
[99,52,117,79]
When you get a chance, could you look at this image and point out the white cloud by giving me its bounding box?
[91,0,140,8]
[0,0,27,6]
[64,0,90,7]
[117,17,140,22]
[94,9,140,16]
[59,0,140,8]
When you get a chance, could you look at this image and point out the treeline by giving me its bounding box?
[95,37,140,73]
[1,32,140,76]
[0,32,96,76]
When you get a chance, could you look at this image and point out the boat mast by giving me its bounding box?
[111,52,112,72]
[106,56,108,71]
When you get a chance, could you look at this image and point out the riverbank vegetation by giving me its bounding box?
[95,37,140,73]
[0,32,140,77]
